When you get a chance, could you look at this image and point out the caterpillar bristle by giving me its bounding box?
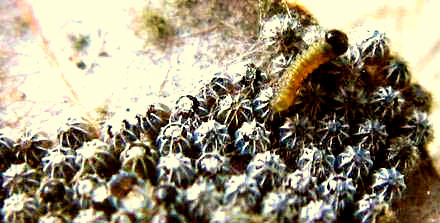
[272,29,348,112]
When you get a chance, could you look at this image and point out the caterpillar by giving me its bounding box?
[271,29,349,112]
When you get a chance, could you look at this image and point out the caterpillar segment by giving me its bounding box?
[272,29,348,112]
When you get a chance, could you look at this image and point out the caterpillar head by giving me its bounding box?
[325,29,348,56]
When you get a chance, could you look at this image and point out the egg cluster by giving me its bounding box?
[0,5,434,223]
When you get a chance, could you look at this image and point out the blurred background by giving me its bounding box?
[1,0,439,221]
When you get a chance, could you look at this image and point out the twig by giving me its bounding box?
[14,0,101,135]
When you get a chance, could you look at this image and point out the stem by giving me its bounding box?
[14,0,101,136]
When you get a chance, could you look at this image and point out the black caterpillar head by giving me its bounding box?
[325,29,348,56]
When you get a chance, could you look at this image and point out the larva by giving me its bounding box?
[271,29,349,112]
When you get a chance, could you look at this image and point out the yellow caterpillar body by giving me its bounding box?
[271,29,348,112]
